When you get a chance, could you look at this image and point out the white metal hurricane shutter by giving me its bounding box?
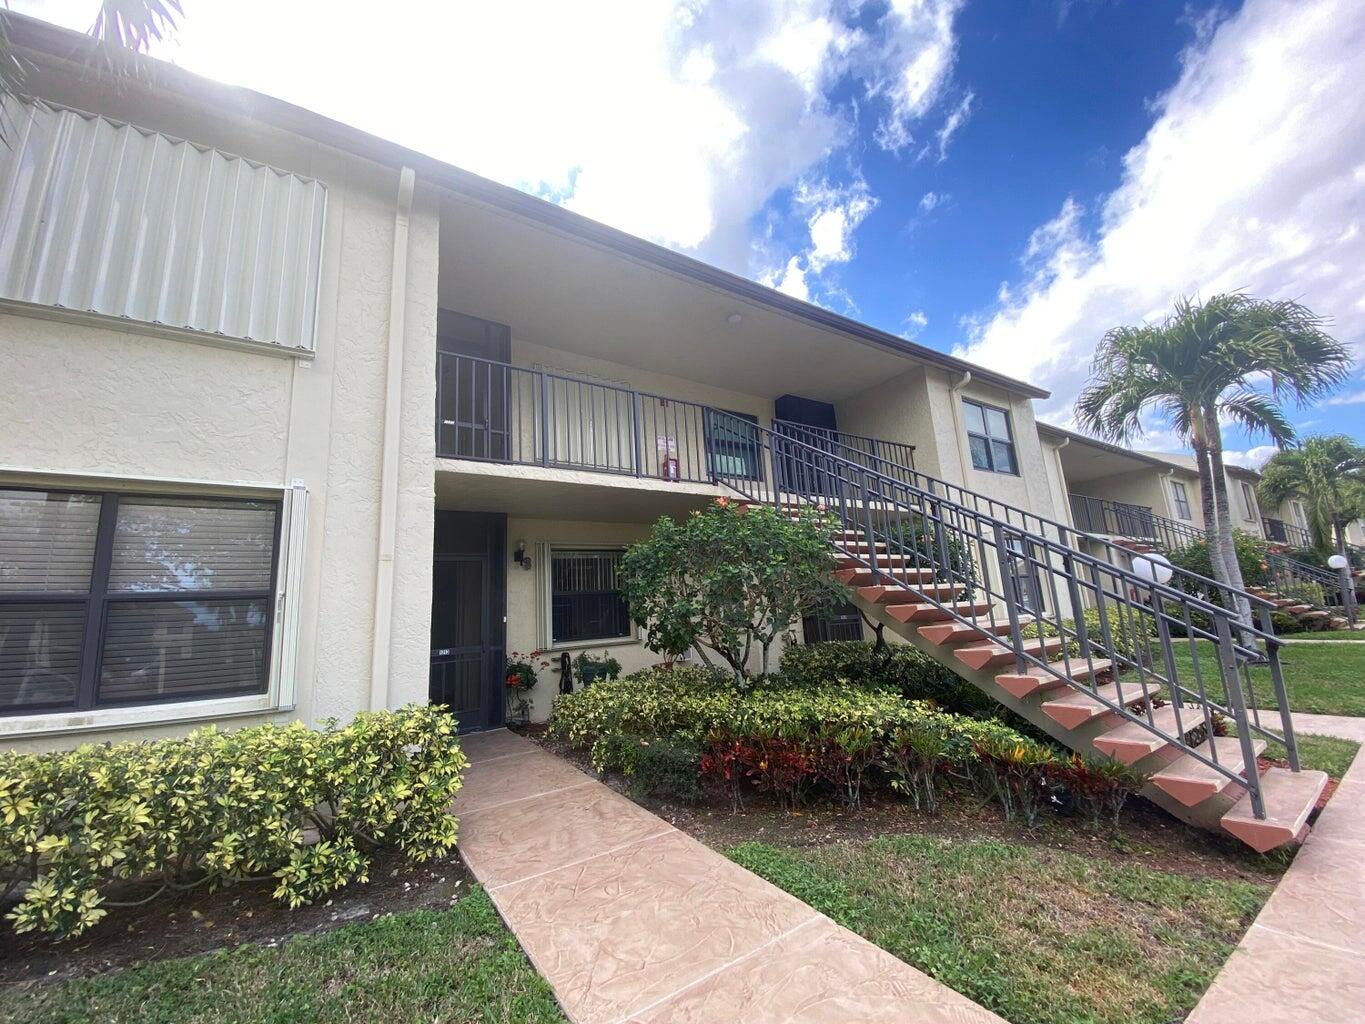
[0,98,327,351]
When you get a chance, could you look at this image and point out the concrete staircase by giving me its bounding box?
[776,507,1328,852]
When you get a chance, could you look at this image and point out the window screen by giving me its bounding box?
[550,549,631,644]
[0,488,279,715]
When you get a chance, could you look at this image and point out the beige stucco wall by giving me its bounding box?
[836,367,1064,524]
[504,513,819,723]
[1,90,439,750]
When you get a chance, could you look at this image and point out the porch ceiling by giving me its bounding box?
[1057,439,1166,485]
[438,197,925,403]
[435,459,723,523]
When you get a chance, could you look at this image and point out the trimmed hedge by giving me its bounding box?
[776,640,999,717]
[549,669,1146,826]
[0,705,467,939]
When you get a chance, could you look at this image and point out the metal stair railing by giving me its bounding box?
[708,413,1300,821]
[1267,551,1353,616]
[765,418,1273,626]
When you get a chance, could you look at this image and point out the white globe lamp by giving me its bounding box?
[1327,554,1349,571]
[1131,551,1174,586]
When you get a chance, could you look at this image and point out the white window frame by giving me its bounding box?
[1240,481,1257,520]
[540,543,639,651]
[0,470,306,739]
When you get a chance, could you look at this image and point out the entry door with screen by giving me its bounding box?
[430,511,506,732]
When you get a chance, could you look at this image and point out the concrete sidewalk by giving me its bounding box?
[1189,713,1365,1023]
[454,729,1005,1024]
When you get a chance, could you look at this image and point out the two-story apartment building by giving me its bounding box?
[1,16,1072,746]
[1046,424,1364,555]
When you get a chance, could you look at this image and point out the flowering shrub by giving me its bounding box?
[970,734,1058,826]
[506,651,549,723]
[0,705,466,939]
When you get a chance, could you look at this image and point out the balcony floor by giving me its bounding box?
[435,456,724,521]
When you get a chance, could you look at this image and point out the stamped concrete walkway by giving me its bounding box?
[1188,713,1365,1023]
[454,729,1004,1024]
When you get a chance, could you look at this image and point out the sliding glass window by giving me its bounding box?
[0,488,280,715]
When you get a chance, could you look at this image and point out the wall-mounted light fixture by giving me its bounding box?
[513,540,532,570]
[726,312,743,325]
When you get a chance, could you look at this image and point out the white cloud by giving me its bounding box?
[901,308,929,338]
[760,177,876,303]
[919,190,948,212]
[12,0,968,278]
[1323,388,1365,406]
[955,0,1365,433]
[1223,445,1280,469]
[929,89,975,161]
[868,0,966,153]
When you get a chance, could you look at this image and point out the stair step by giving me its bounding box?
[835,553,931,571]
[1150,737,1267,806]
[994,658,1112,699]
[1041,680,1156,729]
[1270,598,1298,609]
[1221,768,1329,852]
[918,616,1031,647]
[1092,704,1197,764]
[1284,604,1313,615]
[1298,610,1330,620]
[834,566,938,587]
[883,589,974,620]
[953,634,1064,671]
[875,599,991,623]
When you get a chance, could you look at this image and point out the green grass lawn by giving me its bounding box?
[2,888,565,1024]
[1285,630,1365,641]
[1278,732,1361,779]
[1162,637,1365,717]
[729,835,1268,1024]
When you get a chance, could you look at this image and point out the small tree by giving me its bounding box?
[621,499,849,679]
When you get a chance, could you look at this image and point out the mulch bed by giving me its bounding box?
[0,847,472,991]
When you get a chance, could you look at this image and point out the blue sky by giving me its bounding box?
[18,0,1365,464]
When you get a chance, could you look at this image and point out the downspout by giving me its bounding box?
[369,166,417,712]
[1051,436,1071,525]
[947,370,973,484]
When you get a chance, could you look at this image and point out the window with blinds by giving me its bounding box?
[0,97,327,351]
[550,548,631,644]
[0,488,280,714]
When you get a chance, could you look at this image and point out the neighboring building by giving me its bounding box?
[1043,425,1335,554]
[1,17,1067,746]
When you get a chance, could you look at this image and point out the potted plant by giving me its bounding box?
[572,650,622,687]
[505,651,547,725]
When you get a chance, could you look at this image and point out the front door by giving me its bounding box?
[774,394,840,498]
[430,511,506,732]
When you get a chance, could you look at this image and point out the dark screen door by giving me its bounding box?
[430,512,506,732]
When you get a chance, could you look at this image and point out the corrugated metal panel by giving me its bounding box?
[0,98,327,351]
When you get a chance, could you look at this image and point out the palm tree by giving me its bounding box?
[1259,435,1365,553]
[1,1,180,140]
[1076,293,1351,625]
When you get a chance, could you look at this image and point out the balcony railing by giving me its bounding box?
[436,352,743,484]
[1069,494,1205,551]
[1262,517,1311,548]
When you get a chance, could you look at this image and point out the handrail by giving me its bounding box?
[766,415,1275,616]
[708,412,1299,819]
[1071,493,1206,551]
[1263,517,1312,548]
[1267,551,1351,613]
